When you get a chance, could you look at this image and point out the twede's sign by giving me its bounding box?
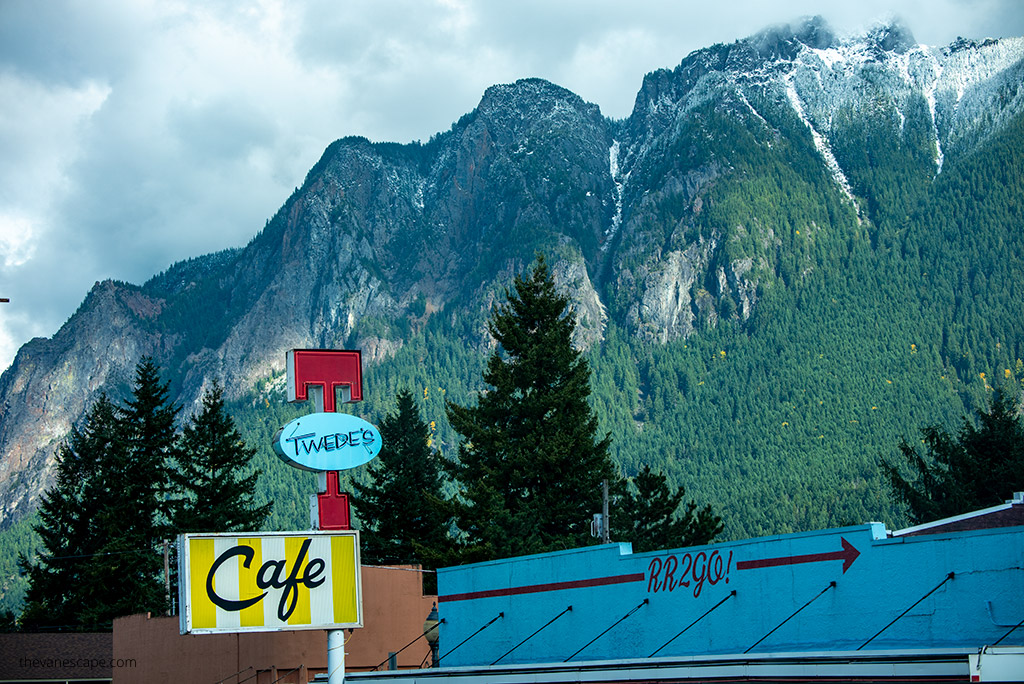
[272,412,382,471]
[178,531,362,634]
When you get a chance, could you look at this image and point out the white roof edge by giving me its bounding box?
[890,501,1015,537]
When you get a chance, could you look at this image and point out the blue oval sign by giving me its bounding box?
[272,413,382,472]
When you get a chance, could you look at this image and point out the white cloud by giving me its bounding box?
[0,214,36,268]
[0,73,109,263]
[0,318,23,384]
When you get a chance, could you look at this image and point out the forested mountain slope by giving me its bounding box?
[1,18,1022,607]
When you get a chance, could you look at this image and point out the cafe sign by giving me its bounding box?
[178,531,362,634]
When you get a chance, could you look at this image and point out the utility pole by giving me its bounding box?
[602,479,611,544]
[163,539,171,616]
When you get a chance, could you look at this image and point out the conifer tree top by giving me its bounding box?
[445,255,614,560]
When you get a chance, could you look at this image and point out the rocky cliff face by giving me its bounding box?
[0,281,164,520]
[1,18,1021,527]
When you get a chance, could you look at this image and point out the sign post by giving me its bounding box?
[328,629,345,682]
[177,349,377,684]
[281,349,376,684]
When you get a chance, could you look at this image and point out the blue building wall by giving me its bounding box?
[434,523,1024,666]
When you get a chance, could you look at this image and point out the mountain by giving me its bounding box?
[2,17,1023,557]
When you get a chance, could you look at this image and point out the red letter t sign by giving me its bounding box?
[286,349,363,413]
[285,349,365,532]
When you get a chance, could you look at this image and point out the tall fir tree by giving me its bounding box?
[883,390,1024,524]
[78,358,177,625]
[445,255,616,560]
[610,465,723,553]
[20,395,120,630]
[172,381,272,533]
[20,359,178,630]
[352,389,451,567]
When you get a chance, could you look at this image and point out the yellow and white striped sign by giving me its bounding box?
[178,532,361,634]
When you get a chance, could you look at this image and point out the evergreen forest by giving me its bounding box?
[227,89,1024,543]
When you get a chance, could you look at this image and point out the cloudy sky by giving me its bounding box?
[1,0,1022,372]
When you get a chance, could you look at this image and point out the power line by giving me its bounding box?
[35,545,166,562]
[360,564,436,574]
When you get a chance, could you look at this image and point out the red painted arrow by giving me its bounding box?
[736,537,860,574]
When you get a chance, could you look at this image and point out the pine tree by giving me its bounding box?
[611,465,723,553]
[352,389,451,567]
[171,381,272,533]
[883,390,1024,524]
[77,358,177,625]
[446,255,616,560]
[20,395,120,631]
[20,359,178,630]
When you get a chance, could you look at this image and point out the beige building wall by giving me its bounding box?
[113,565,436,684]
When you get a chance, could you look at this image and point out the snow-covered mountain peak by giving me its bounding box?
[864,18,917,54]
[622,19,1023,196]
[784,20,1020,89]
[746,15,837,60]
[777,25,1023,172]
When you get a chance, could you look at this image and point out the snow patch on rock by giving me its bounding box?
[784,71,857,207]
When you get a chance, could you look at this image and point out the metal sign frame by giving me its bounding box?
[178,531,362,635]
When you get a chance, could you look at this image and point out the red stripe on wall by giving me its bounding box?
[439,572,646,603]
